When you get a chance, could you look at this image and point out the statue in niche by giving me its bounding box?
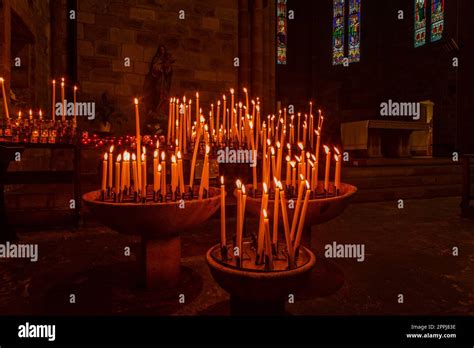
[143,45,175,135]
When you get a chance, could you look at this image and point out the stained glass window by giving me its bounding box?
[277,0,287,65]
[430,0,444,42]
[332,0,345,65]
[348,0,361,63]
[414,0,427,47]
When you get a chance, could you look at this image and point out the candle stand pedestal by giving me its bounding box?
[83,187,222,290]
[206,241,316,316]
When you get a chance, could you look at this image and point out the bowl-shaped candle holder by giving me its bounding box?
[244,182,357,227]
[83,187,222,289]
[206,240,316,315]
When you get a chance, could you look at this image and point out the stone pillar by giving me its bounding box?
[0,0,11,107]
[238,0,251,94]
[251,0,264,99]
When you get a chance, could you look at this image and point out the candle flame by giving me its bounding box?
[290,161,296,168]
[142,146,146,155]
[132,153,136,161]
[104,153,108,160]
[236,179,242,189]
[287,143,291,150]
[134,98,139,105]
[334,147,340,155]
[277,180,283,190]
[141,153,145,161]
[0,77,4,82]
[285,155,291,162]
[74,85,78,91]
[52,79,56,84]
[267,139,271,146]
[242,184,246,194]
[334,154,339,161]
[39,109,42,116]
[161,151,166,161]
[154,150,158,158]
[183,96,186,103]
[276,141,280,148]
[298,142,304,150]
[206,145,210,154]
[238,102,242,108]
[295,155,301,162]
[271,147,275,155]
[171,155,176,164]
[315,129,320,136]
[109,146,114,153]
[220,176,224,185]
[306,152,310,159]
[243,87,247,93]
[249,121,253,129]
[117,154,122,162]
[311,154,316,161]
[222,94,226,100]
[158,164,162,172]
[324,145,330,154]
[263,209,268,219]
[306,180,310,189]
[177,150,182,159]
[61,77,65,82]
[300,174,305,181]
[263,182,268,193]
[308,159,314,167]
[230,88,234,94]
[156,140,159,148]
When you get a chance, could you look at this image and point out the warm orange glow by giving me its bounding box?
[109,146,114,153]
[74,85,78,91]
[104,153,108,161]
[154,150,158,158]
[315,130,320,136]
[286,155,291,162]
[158,164,162,172]
[161,151,166,161]
[177,151,182,159]
[263,182,268,193]
[242,185,246,194]
[334,147,340,155]
[298,142,304,150]
[142,146,146,155]
[324,145,330,154]
[306,180,310,189]
[117,154,122,162]
[230,88,234,94]
[206,145,210,154]
[220,176,224,185]
[236,179,242,189]
[141,153,145,161]
[196,92,199,98]
[300,174,305,181]
[263,209,268,219]
[132,153,136,161]
[134,98,139,105]
[271,147,275,156]
[290,161,296,168]
[171,155,176,164]
[334,154,339,162]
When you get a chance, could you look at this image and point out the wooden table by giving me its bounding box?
[0,142,81,241]
[341,120,430,157]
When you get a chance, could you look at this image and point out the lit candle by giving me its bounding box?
[39,109,43,121]
[280,188,295,268]
[334,147,342,194]
[291,161,296,189]
[263,209,273,269]
[285,156,291,187]
[132,153,138,192]
[220,176,226,249]
[161,151,166,195]
[121,151,127,194]
[60,77,66,122]
[153,150,159,192]
[115,154,121,198]
[156,164,162,195]
[51,79,56,121]
[297,113,301,142]
[141,152,147,199]
[177,151,185,194]
[108,146,114,191]
[134,98,142,194]
[101,153,108,192]
[257,183,269,262]
[222,95,226,137]
[171,154,177,194]
[324,145,331,192]
[73,85,77,126]
[230,88,234,136]
[294,181,311,250]
[0,77,9,119]
[272,179,281,246]
[290,175,306,241]
[243,87,249,114]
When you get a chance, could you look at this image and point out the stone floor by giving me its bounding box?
[0,196,472,315]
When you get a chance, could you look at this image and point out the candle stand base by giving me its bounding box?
[83,187,222,290]
[206,241,316,316]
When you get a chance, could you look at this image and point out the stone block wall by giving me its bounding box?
[76,0,239,134]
